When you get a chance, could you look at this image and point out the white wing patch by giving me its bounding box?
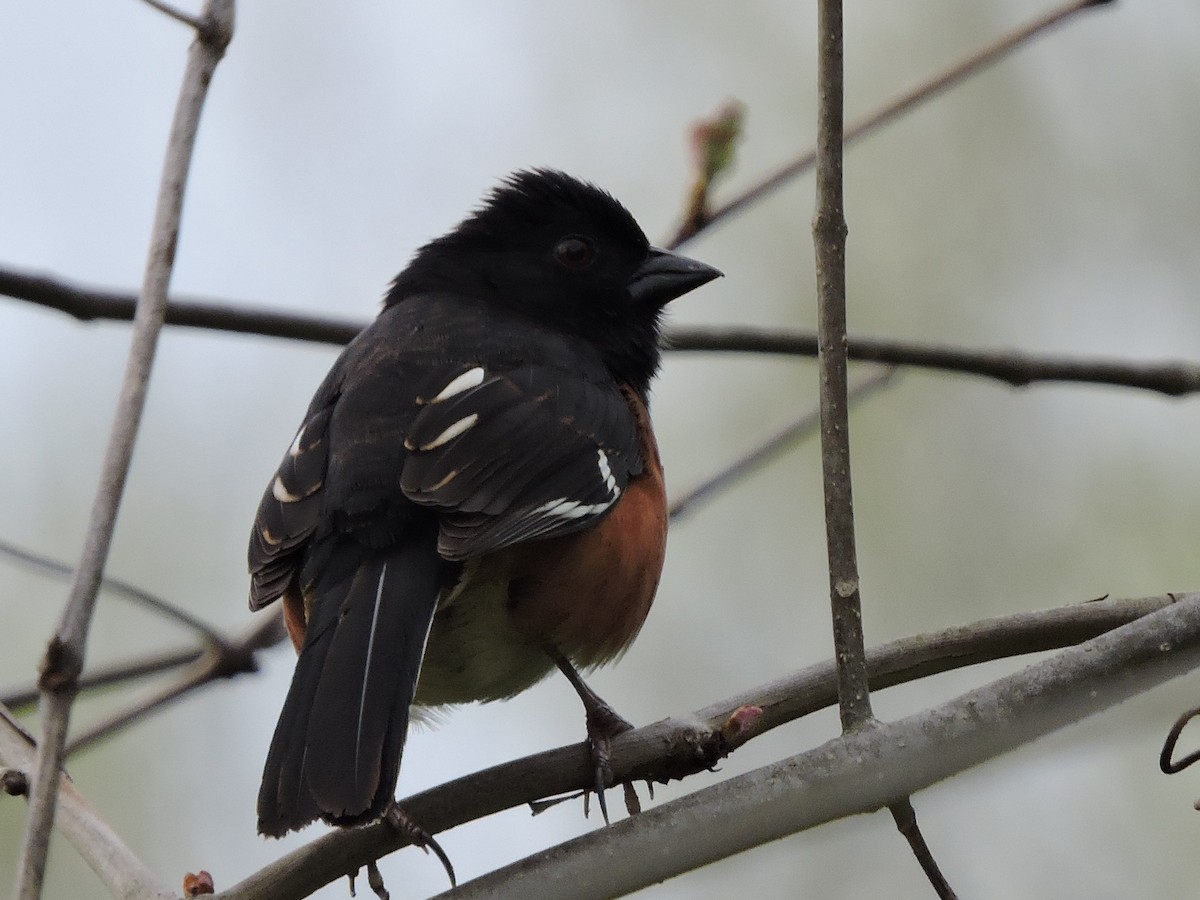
[533,449,622,523]
[597,447,617,494]
[432,366,485,402]
[272,475,303,503]
[417,413,479,451]
[287,425,306,457]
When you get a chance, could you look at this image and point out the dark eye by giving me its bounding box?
[553,235,597,270]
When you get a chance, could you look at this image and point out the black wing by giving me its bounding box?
[399,361,642,560]
[248,389,336,611]
[248,297,643,607]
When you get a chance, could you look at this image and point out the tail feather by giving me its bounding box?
[257,535,441,836]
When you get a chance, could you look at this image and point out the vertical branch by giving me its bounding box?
[14,4,235,898]
[813,4,956,896]
[813,0,871,729]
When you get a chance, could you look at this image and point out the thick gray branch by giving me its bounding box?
[435,593,1200,899]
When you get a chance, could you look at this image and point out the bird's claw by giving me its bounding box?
[384,803,456,888]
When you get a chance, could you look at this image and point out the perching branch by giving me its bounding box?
[212,593,1190,900]
[426,593,1200,900]
[15,5,234,898]
[5,593,1170,900]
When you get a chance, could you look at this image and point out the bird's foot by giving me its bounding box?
[383,802,456,888]
[584,696,635,824]
[554,655,639,824]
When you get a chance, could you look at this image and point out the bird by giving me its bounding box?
[248,169,721,845]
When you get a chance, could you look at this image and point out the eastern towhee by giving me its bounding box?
[249,169,721,840]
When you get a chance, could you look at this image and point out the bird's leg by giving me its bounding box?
[554,654,634,824]
[383,802,456,887]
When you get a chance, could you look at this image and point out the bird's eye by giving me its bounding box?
[553,235,597,270]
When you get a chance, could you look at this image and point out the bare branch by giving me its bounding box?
[0,538,229,647]
[138,0,206,31]
[1,648,201,712]
[667,328,1200,396]
[669,368,896,521]
[425,593,1200,900]
[11,265,1194,402]
[212,594,1179,900]
[0,267,361,345]
[812,0,950,888]
[814,0,871,731]
[6,268,1199,396]
[65,613,285,755]
[16,5,234,896]
[0,706,178,900]
[667,0,1113,250]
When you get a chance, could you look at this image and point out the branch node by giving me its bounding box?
[37,636,82,694]
[2,767,30,796]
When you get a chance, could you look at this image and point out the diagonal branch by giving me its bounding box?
[426,593,1200,900]
[1,648,202,712]
[667,0,1113,249]
[63,612,285,756]
[0,538,228,648]
[0,706,177,900]
[212,593,1182,900]
[669,367,897,521]
[15,6,234,897]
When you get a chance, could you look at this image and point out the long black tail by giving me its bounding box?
[257,536,441,837]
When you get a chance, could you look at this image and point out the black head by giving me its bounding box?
[387,169,720,397]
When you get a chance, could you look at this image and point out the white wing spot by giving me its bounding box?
[433,367,485,402]
[597,449,617,494]
[272,476,302,503]
[533,452,623,523]
[420,413,479,451]
[287,425,306,457]
[534,495,618,521]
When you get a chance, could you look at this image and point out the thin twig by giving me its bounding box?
[15,6,234,898]
[669,367,897,520]
[667,0,1113,249]
[2,607,286,718]
[1,648,202,711]
[667,328,1200,396]
[138,0,206,31]
[813,1,955,894]
[64,612,285,755]
[815,0,871,732]
[0,538,228,647]
[0,267,362,345]
[889,799,957,899]
[214,594,1189,900]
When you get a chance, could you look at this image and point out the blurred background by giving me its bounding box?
[3,1,1200,897]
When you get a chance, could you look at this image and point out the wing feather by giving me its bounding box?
[400,365,641,560]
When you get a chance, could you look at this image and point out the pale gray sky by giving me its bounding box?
[3,2,1200,898]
